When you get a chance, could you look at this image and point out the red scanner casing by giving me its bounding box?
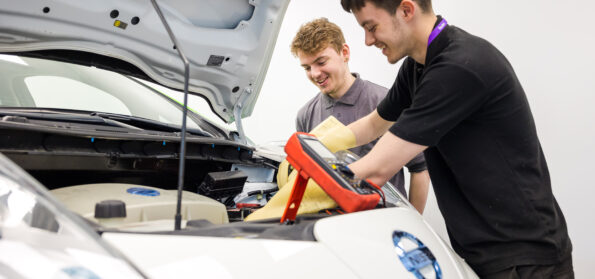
[280,132,380,223]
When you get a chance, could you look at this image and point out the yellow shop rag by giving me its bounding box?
[245,116,356,221]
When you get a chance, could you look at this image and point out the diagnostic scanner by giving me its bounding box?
[280,132,381,223]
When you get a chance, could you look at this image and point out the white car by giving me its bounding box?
[0,0,477,278]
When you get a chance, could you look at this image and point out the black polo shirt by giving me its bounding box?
[377,17,572,275]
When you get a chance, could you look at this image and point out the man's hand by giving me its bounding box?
[349,132,427,186]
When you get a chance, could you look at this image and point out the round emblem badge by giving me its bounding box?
[393,231,442,279]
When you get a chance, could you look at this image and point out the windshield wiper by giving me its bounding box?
[0,108,212,137]
[90,111,212,137]
[0,108,141,130]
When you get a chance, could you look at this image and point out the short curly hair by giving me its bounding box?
[290,18,345,57]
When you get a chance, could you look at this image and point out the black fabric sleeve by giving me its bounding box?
[404,152,427,173]
[377,58,414,121]
[389,63,488,146]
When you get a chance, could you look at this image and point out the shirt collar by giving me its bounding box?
[322,73,362,108]
[425,15,450,66]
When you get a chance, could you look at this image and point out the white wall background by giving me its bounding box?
[241,0,595,277]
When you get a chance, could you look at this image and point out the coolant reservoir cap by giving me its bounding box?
[94,200,127,218]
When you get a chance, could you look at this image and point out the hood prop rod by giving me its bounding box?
[233,88,251,145]
[150,0,189,231]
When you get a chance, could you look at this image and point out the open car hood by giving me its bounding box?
[0,0,290,123]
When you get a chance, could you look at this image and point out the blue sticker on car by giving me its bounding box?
[61,266,101,279]
[126,187,160,196]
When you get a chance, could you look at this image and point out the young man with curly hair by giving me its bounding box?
[291,17,430,213]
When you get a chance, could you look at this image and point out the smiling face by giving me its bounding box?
[353,2,413,64]
[298,44,354,99]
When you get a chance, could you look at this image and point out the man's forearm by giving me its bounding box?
[347,109,394,147]
[409,171,430,214]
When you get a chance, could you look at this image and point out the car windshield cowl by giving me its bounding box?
[90,111,213,137]
[0,107,213,137]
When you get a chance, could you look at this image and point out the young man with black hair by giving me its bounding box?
[339,0,573,278]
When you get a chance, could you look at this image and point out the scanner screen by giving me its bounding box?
[302,138,336,161]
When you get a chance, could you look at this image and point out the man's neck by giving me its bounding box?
[410,14,438,65]
[329,72,356,100]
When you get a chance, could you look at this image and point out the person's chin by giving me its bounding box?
[381,49,394,63]
[317,83,331,93]
[386,54,402,64]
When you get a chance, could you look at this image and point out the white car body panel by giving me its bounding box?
[315,207,478,278]
[102,206,478,279]
[102,233,358,279]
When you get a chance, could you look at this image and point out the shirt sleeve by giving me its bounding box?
[389,62,488,146]
[377,58,415,122]
[295,116,305,132]
[295,105,307,132]
[404,152,427,173]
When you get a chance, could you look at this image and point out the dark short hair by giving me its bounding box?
[340,0,432,14]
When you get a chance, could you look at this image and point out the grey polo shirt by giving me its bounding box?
[296,73,426,196]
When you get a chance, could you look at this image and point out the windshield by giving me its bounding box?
[0,54,202,130]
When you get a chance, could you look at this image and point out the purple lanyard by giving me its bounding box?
[427,18,447,46]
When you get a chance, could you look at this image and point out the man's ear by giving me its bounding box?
[341,43,351,62]
[400,0,415,21]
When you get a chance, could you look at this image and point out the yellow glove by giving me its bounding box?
[245,116,356,221]
[275,159,292,190]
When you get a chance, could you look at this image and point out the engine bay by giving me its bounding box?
[0,125,281,227]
